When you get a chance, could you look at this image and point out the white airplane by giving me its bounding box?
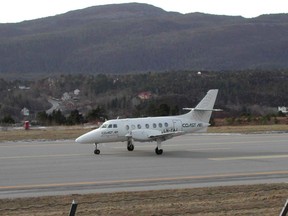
[76,89,220,155]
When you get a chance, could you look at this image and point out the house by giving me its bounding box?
[138,91,152,100]
[21,107,30,116]
[278,106,288,114]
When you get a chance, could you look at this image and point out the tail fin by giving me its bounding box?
[183,89,219,123]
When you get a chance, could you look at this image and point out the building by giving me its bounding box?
[138,91,152,100]
[278,106,288,114]
[21,107,30,116]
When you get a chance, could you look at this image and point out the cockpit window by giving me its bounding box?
[108,124,113,128]
[113,124,117,128]
[101,124,108,128]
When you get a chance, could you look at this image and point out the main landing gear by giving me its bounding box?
[93,140,163,155]
[94,143,100,155]
[155,147,163,155]
[155,139,163,155]
[127,140,134,151]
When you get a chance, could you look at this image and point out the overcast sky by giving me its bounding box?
[1,0,288,23]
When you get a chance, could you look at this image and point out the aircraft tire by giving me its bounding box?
[127,144,134,151]
[94,149,100,155]
[155,147,163,155]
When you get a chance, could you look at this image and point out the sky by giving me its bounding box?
[1,0,288,23]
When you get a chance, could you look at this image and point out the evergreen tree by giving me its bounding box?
[67,110,84,125]
[1,115,15,124]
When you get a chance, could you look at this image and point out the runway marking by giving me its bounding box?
[210,154,288,161]
[108,139,287,149]
[0,170,288,190]
[185,147,230,151]
[177,134,288,141]
[0,153,90,160]
[0,147,230,159]
[0,143,73,148]
[115,139,287,148]
[180,139,288,146]
[111,145,230,151]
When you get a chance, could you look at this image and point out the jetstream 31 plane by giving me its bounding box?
[76,89,220,155]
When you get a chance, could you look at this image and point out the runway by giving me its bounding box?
[0,133,288,198]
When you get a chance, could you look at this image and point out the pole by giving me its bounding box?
[280,199,288,216]
[69,200,78,216]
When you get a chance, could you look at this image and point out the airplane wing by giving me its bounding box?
[148,130,185,141]
[128,129,185,142]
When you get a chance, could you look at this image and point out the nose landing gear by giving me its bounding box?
[94,143,100,155]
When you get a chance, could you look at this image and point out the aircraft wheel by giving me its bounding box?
[155,147,163,155]
[127,144,134,151]
[94,149,100,155]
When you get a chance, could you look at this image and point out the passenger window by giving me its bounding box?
[137,124,141,129]
[126,125,129,130]
[113,124,117,128]
[108,124,112,128]
[165,122,168,127]
[153,123,157,128]
[159,123,162,128]
[145,124,149,129]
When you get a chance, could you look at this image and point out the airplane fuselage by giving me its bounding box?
[75,89,219,155]
[76,116,209,144]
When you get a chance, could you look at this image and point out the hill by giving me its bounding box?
[0,3,288,76]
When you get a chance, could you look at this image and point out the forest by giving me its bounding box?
[0,69,287,125]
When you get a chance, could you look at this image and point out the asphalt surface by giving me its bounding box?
[0,133,288,198]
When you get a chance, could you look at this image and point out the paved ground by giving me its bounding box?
[0,133,288,198]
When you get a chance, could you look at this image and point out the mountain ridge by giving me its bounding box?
[0,3,288,76]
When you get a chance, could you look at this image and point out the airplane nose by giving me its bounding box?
[75,136,83,143]
[75,135,86,143]
[75,129,98,143]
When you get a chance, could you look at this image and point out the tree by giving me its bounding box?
[50,110,66,125]
[158,104,170,116]
[66,110,84,125]
[171,105,179,115]
[86,106,107,122]
[37,111,49,125]
[1,115,15,124]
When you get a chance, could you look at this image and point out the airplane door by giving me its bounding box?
[173,120,182,131]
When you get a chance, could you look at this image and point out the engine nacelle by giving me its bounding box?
[131,129,162,141]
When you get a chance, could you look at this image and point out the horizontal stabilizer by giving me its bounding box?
[183,108,223,111]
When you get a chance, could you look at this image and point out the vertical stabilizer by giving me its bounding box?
[182,89,219,123]
[195,89,218,110]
